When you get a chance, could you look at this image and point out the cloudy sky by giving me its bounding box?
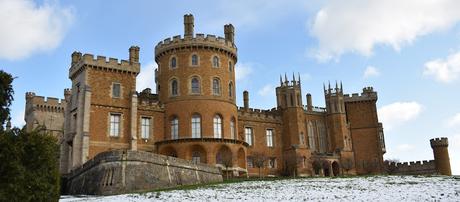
[1,0,459,174]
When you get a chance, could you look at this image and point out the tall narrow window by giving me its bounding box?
[308,121,316,151]
[245,127,253,146]
[171,79,178,96]
[266,129,274,147]
[191,114,201,138]
[171,117,179,139]
[299,132,305,145]
[230,118,235,140]
[212,78,220,95]
[112,83,121,98]
[212,56,219,67]
[110,114,121,137]
[228,82,233,98]
[191,77,200,94]
[228,61,233,72]
[141,117,151,139]
[191,54,198,66]
[171,57,177,68]
[213,115,222,138]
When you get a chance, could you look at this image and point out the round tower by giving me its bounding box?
[430,137,451,175]
[154,14,247,173]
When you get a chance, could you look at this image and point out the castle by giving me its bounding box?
[24,14,451,182]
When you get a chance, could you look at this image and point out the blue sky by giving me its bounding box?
[1,0,459,174]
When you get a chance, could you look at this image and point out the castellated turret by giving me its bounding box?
[430,137,452,175]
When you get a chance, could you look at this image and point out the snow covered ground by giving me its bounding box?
[61,175,460,201]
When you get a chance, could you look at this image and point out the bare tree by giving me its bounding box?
[340,158,353,175]
[311,159,322,176]
[283,152,302,177]
[252,152,268,178]
[220,151,233,179]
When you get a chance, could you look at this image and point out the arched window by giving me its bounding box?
[170,116,179,139]
[230,118,236,140]
[212,56,219,67]
[213,114,223,138]
[171,79,178,96]
[170,57,177,68]
[212,78,220,95]
[191,77,200,94]
[191,54,198,66]
[191,114,201,138]
[228,61,233,72]
[228,82,233,98]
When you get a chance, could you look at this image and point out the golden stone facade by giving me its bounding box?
[25,14,392,177]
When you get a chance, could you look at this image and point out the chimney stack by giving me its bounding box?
[184,14,194,37]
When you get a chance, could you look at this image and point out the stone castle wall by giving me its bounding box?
[64,150,222,195]
[386,160,437,175]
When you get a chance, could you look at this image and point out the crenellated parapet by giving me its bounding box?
[386,160,437,175]
[25,92,66,113]
[154,34,237,63]
[69,46,141,79]
[430,137,448,148]
[303,105,327,114]
[344,87,378,102]
[237,107,282,123]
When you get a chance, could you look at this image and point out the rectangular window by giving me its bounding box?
[112,83,121,98]
[171,118,179,140]
[245,127,253,146]
[192,156,200,164]
[191,116,201,138]
[266,129,274,147]
[230,120,235,140]
[110,114,121,137]
[247,157,253,168]
[141,117,151,139]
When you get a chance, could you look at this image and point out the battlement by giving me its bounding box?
[385,160,437,175]
[25,92,65,113]
[155,33,237,60]
[430,137,448,147]
[69,47,141,79]
[303,105,326,113]
[237,107,282,122]
[343,86,378,102]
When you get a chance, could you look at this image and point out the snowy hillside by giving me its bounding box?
[61,176,460,201]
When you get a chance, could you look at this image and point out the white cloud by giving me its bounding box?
[310,0,460,61]
[136,62,157,92]
[0,0,74,60]
[11,110,25,128]
[378,102,423,130]
[423,51,460,83]
[235,62,253,81]
[447,113,460,128]
[396,144,415,152]
[257,84,274,96]
[363,66,380,78]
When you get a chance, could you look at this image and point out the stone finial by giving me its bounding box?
[224,24,235,43]
[184,14,194,37]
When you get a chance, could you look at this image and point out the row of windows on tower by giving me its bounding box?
[170,55,234,72]
[169,77,233,97]
[170,115,235,139]
[109,114,152,139]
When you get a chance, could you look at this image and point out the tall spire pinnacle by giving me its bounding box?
[340,81,343,91]
[292,73,296,84]
[298,73,301,83]
[284,73,288,85]
[280,75,283,86]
